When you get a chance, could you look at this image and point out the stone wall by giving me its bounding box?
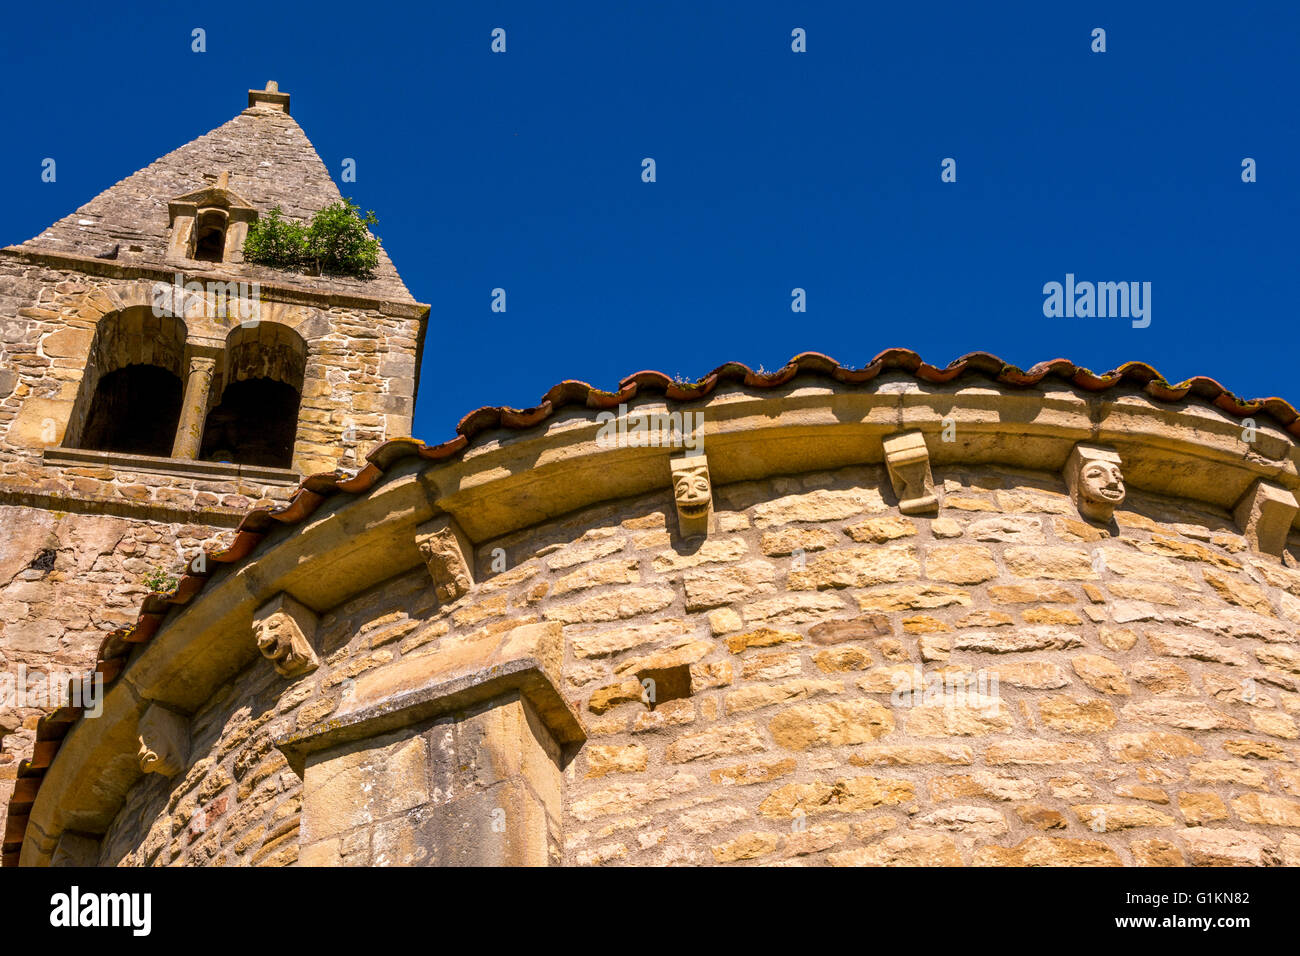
[0,504,221,818]
[88,462,1300,867]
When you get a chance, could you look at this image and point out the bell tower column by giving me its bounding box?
[170,356,217,460]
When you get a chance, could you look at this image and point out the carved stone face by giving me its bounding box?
[1080,461,1125,508]
[1067,449,1126,523]
[254,612,315,677]
[673,465,712,519]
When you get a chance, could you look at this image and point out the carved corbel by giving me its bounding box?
[416,514,474,602]
[137,703,190,777]
[671,454,713,539]
[1064,443,1126,523]
[252,593,320,678]
[882,431,938,515]
[1234,479,1298,557]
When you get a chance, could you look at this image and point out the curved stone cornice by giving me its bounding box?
[10,354,1300,865]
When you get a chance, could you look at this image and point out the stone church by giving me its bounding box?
[3,84,1300,867]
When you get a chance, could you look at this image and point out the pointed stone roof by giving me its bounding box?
[16,83,416,304]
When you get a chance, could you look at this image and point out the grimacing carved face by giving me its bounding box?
[254,616,289,661]
[674,466,712,518]
[1080,461,1125,504]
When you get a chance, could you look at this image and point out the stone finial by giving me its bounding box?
[1234,479,1298,557]
[252,593,320,678]
[670,454,713,539]
[882,430,938,515]
[137,703,189,777]
[248,81,291,113]
[1065,443,1126,523]
[416,514,474,602]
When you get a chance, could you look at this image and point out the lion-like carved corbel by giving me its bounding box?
[252,592,320,679]
[137,703,190,777]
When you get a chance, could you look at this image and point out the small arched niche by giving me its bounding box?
[192,208,229,263]
[200,323,306,469]
[65,307,188,457]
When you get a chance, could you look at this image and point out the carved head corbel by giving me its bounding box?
[137,703,190,777]
[671,455,713,539]
[882,430,939,515]
[252,593,320,679]
[1065,443,1126,523]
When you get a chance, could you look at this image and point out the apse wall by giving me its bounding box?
[90,460,1300,867]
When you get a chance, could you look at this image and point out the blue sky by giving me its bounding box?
[3,2,1297,442]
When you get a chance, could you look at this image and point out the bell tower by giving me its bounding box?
[0,82,429,851]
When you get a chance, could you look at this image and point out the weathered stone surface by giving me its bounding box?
[952,627,1083,654]
[769,699,895,750]
[752,489,886,527]
[983,661,1069,689]
[724,679,841,715]
[967,516,1045,544]
[759,774,914,818]
[553,558,640,595]
[683,562,776,610]
[1108,732,1204,763]
[973,837,1121,867]
[1179,828,1279,867]
[725,627,802,654]
[808,615,891,644]
[664,721,765,764]
[1037,695,1117,733]
[849,744,973,767]
[586,744,649,778]
[1071,804,1176,831]
[904,697,1015,737]
[1146,632,1249,667]
[924,545,999,585]
[987,582,1076,604]
[828,832,962,866]
[1119,699,1247,732]
[788,546,919,590]
[855,585,971,611]
[711,832,781,863]
[760,528,839,555]
[544,587,675,623]
[845,516,916,543]
[985,740,1099,765]
[1004,547,1096,580]
[1189,760,1270,789]
[1177,791,1228,825]
[930,771,1038,801]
